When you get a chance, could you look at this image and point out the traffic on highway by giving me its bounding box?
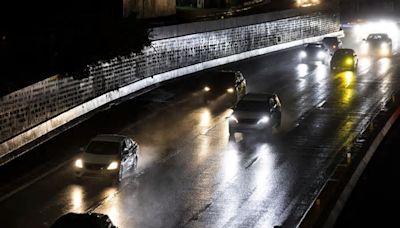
[1,21,400,228]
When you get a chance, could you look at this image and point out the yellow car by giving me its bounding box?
[330,49,358,73]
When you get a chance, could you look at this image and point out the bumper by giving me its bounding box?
[204,90,237,100]
[331,65,354,72]
[302,57,325,62]
[363,49,392,57]
[229,123,271,133]
[75,168,118,179]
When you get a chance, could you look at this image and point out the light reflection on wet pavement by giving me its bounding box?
[1,28,400,228]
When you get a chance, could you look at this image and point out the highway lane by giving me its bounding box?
[1,28,400,227]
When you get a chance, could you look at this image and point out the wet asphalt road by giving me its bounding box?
[1,28,400,228]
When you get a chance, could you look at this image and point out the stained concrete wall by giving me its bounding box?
[123,0,176,18]
[0,6,341,164]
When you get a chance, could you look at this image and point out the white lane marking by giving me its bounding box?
[317,100,326,108]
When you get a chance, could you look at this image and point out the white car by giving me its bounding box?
[74,134,139,183]
[361,33,393,57]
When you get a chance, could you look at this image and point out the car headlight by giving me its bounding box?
[299,51,307,58]
[257,116,270,125]
[75,159,83,168]
[204,86,211,92]
[317,51,325,59]
[227,88,234,93]
[229,115,238,123]
[107,161,119,170]
[380,48,390,56]
[345,58,353,66]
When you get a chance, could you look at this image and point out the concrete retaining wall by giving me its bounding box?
[0,7,341,164]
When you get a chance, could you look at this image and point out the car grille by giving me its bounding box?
[238,118,258,124]
[84,162,108,170]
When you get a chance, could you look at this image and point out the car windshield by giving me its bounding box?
[86,141,120,155]
[332,50,353,59]
[235,100,269,112]
[305,44,324,51]
[367,34,387,40]
[323,37,338,44]
[208,72,236,87]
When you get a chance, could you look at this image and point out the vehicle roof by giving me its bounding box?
[333,48,355,55]
[322,36,339,40]
[91,134,128,143]
[306,42,324,47]
[367,33,389,39]
[51,212,114,227]
[368,33,388,36]
[220,69,240,74]
[207,70,241,83]
[241,93,275,101]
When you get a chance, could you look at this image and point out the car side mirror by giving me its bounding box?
[122,148,130,156]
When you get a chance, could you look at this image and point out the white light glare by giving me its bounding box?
[107,161,119,170]
[229,115,238,123]
[317,51,325,59]
[257,116,270,124]
[75,159,83,168]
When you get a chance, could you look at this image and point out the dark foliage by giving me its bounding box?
[0,0,151,95]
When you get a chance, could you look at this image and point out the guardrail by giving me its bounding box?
[297,90,400,228]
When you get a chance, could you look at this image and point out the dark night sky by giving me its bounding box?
[0,0,122,33]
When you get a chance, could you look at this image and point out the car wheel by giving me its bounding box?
[112,168,122,185]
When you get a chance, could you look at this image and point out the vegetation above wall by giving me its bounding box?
[0,0,151,96]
